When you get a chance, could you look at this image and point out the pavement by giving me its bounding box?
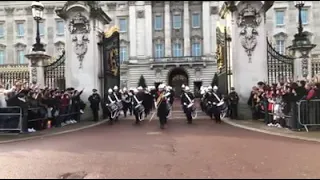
[0,120,107,144]
[222,118,320,143]
[1,119,320,179]
[1,101,320,178]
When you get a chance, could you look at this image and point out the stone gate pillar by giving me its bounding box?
[25,51,51,86]
[223,1,273,101]
[56,1,111,100]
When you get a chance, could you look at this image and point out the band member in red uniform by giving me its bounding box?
[154,84,170,129]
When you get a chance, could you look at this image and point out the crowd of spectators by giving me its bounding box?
[0,80,85,133]
[247,79,320,128]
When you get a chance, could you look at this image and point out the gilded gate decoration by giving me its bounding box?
[215,26,230,95]
[102,26,120,95]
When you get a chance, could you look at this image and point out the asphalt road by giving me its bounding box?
[0,117,320,179]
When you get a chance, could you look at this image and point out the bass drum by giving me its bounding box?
[191,106,197,119]
[219,102,228,119]
[108,103,119,119]
[134,104,145,121]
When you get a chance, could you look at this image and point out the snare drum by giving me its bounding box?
[108,103,118,113]
[135,104,145,114]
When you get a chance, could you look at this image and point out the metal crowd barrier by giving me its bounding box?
[0,105,82,134]
[297,99,320,132]
[0,106,23,133]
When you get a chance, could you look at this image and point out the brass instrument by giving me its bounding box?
[149,91,169,122]
[155,92,165,109]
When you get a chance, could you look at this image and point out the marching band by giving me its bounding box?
[92,83,226,129]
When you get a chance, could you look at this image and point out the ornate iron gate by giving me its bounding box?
[267,39,294,84]
[216,26,230,95]
[0,64,29,89]
[101,26,120,95]
[44,50,66,89]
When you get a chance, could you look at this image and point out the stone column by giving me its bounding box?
[294,54,303,80]
[164,2,171,57]
[4,8,14,64]
[293,50,315,80]
[129,2,137,59]
[308,55,313,79]
[202,1,211,56]
[56,2,111,101]
[144,1,153,58]
[183,1,190,56]
[229,1,271,101]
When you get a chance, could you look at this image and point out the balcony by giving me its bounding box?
[149,56,215,69]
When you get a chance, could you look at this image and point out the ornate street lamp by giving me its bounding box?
[294,1,305,35]
[31,1,45,52]
[288,1,316,78]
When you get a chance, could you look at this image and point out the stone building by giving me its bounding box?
[0,1,320,94]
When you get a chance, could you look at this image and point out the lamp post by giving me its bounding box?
[25,1,51,85]
[31,1,45,52]
[295,1,304,35]
[288,1,316,79]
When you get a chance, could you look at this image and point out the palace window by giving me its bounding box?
[154,43,164,58]
[275,10,285,26]
[39,21,45,36]
[119,18,128,32]
[173,42,182,57]
[56,20,64,35]
[192,13,201,28]
[120,46,128,63]
[172,14,182,29]
[0,50,4,64]
[301,9,308,24]
[16,22,24,37]
[17,50,25,64]
[192,42,201,57]
[154,15,163,30]
[0,23,4,38]
[276,40,285,54]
